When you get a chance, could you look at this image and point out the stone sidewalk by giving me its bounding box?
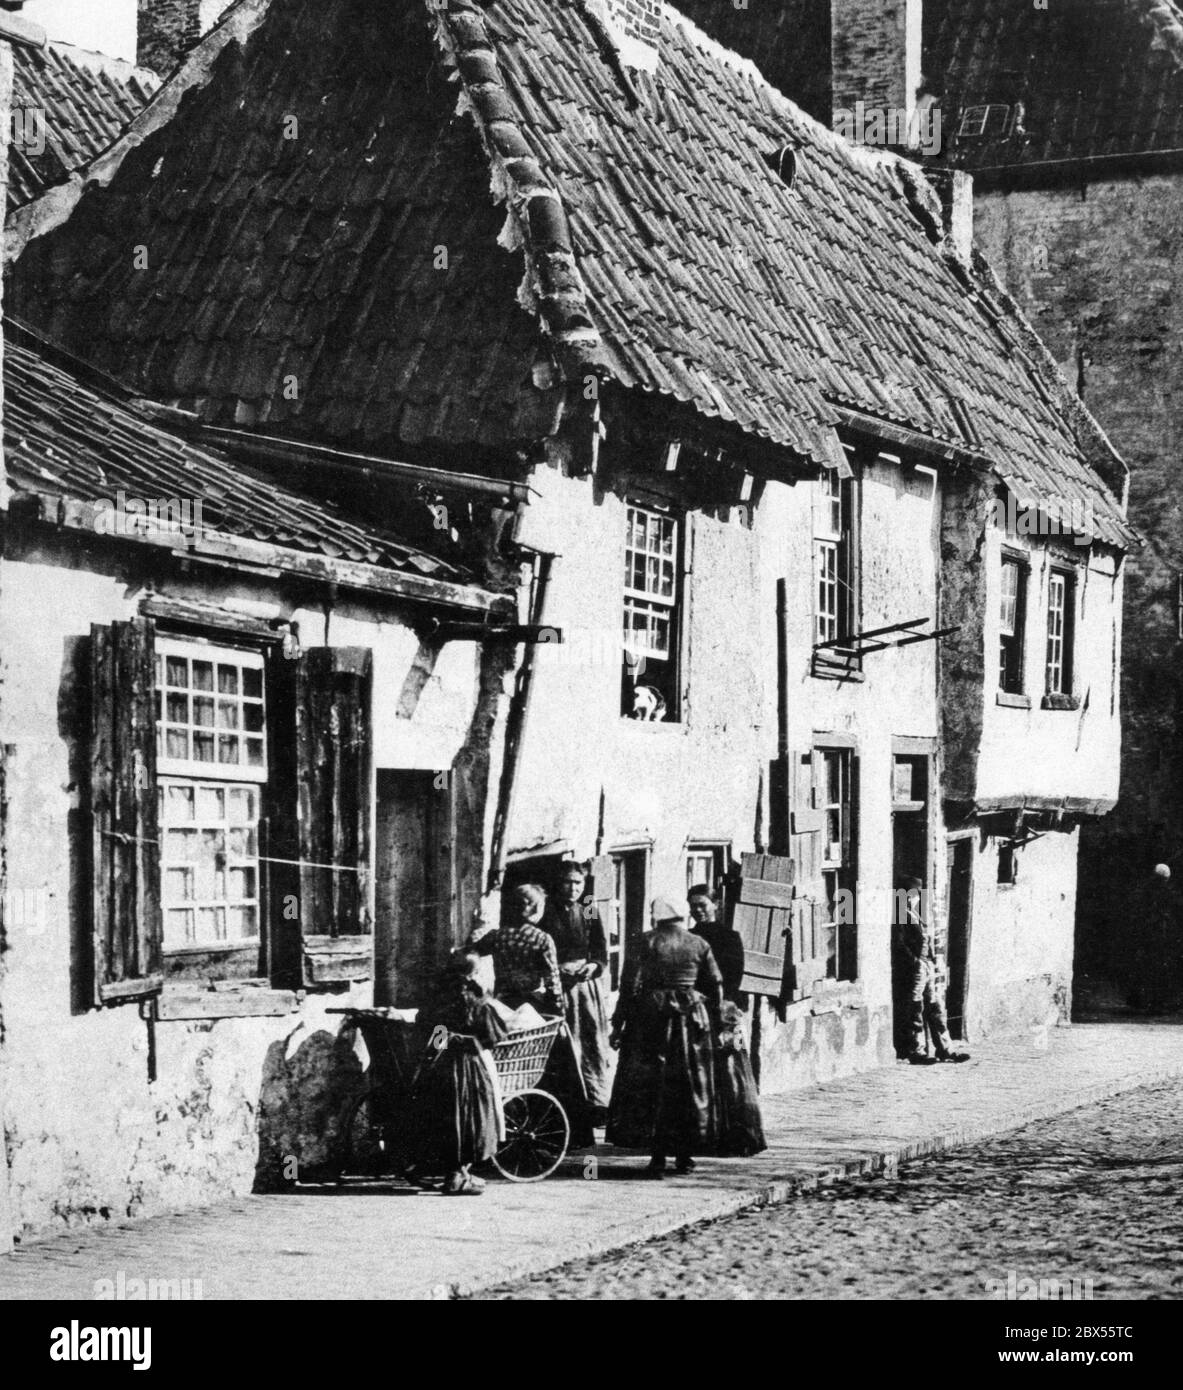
[3,1022,1182,1301]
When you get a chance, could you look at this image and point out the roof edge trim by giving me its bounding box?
[14,491,511,615]
[432,0,611,385]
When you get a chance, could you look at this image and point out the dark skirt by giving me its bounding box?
[564,976,613,1112]
[606,987,717,1156]
[714,1026,767,1157]
[409,1035,502,1172]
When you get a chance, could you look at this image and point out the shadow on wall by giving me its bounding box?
[253,1023,363,1191]
[57,634,94,1016]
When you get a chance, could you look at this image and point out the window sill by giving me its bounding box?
[995,691,1031,709]
[157,980,302,1020]
[303,935,372,986]
[1041,693,1081,712]
[809,979,864,1016]
[811,658,865,683]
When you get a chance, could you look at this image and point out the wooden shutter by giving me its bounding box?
[263,642,301,989]
[731,852,794,996]
[588,853,619,989]
[787,749,829,1002]
[296,648,373,984]
[91,618,162,1005]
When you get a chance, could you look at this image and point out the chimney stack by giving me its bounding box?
[596,0,661,72]
[928,166,974,264]
[137,0,233,76]
[831,0,923,148]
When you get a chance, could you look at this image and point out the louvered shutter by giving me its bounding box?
[91,618,163,1005]
[296,648,373,983]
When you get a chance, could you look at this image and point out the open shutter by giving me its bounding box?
[296,647,373,984]
[731,852,794,996]
[588,853,619,990]
[91,618,162,1005]
[788,749,829,1002]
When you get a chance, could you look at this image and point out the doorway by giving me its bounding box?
[890,749,932,1056]
[374,770,451,1006]
[601,848,649,993]
[944,836,974,1040]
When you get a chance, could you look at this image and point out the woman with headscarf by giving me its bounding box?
[471,881,563,1016]
[606,897,723,1176]
[410,948,508,1195]
[471,881,595,1148]
[541,862,613,1120]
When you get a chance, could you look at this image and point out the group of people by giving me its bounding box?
[409,868,766,1194]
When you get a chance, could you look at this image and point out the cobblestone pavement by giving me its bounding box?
[3,1024,1182,1300]
[475,1078,1183,1300]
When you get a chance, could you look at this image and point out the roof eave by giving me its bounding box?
[15,491,511,617]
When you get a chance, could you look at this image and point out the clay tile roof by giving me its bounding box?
[3,322,477,586]
[925,0,1183,173]
[7,0,1133,548]
[9,41,159,208]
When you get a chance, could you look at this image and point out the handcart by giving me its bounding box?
[488,1019,570,1182]
[326,1008,571,1184]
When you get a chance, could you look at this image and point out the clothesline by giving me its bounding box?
[100,829,360,873]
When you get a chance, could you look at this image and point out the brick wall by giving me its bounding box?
[831,0,921,125]
[974,175,1183,989]
[606,0,662,49]
[137,0,202,74]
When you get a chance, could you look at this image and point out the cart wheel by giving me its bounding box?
[333,1086,398,1182]
[492,1089,570,1183]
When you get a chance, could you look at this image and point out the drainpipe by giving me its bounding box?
[0,0,48,1260]
[486,551,556,892]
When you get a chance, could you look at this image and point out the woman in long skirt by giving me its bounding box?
[540,863,613,1121]
[607,898,722,1176]
[411,949,508,1195]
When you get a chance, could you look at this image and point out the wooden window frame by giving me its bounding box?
[621,500,685,723]
[154,630,277,986]
[1043,566,1078,708]
[998,550,1029,696]
[814,744,858,983]
[812,466,861,679]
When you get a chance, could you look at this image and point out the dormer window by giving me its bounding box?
[957,104,1015,139]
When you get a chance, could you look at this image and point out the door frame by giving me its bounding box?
[943,829,976,1041]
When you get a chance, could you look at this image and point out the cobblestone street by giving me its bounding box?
[475,1077,1183,1300]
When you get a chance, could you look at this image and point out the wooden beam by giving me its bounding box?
[20,493,511,616]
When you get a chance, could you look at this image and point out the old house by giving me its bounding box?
[679,0,1181,1003]
[0,311,525,1242]
[1,0,1132,1238]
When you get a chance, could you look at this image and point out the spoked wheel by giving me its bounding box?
[333,1086,403,1183]
[492,1088,570,1183]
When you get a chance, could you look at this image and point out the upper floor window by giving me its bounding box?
[999,555,1028,694]
[1045,568,1076,700]
[814,470,856,649]
[622,503,681,721]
